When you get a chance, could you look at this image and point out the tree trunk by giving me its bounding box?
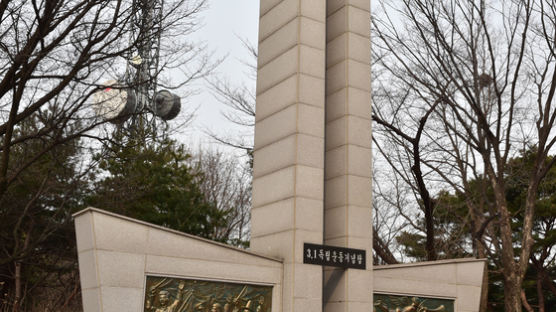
[490,178,522,312]
[373,228,399,264]
[520,288,533,312]
[504,272,523,312]
[471,200,489,312]
[537,272,545,312]
[12,262,21,312]
[12,230,31,312]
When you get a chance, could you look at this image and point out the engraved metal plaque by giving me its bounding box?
[373,293,454,312]
[144,276,272,312]
[303,243,366,270]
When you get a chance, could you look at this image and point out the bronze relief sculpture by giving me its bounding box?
[144,276,272,312]
[373,294,453,312]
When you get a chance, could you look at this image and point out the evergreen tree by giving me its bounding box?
[88,136,227,240]
[0,114,86,311]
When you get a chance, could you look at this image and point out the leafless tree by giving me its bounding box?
[372,0,556,310]
[0,0,213,198]
[191,149,252,247]
[205,39,257,156]
[0,0,213,310]
[372,166,404,264]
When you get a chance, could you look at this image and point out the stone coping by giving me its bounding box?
[73,207,283,263]
[374,258,487,270]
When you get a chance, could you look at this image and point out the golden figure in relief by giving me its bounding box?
[210,303,222,312]
[146,281,189,312]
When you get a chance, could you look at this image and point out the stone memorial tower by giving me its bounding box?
[250,1,373,312]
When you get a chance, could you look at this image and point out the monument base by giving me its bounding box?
[74,208,485,312]
[74,208,283,312]
[374,259,486,312]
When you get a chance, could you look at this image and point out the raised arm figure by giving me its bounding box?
[146,281,186,312]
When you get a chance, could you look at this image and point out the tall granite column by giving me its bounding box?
[250,1,327,312]
[252,1,372,312]
[324,1,373,312]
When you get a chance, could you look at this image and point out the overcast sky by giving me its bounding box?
[179,1,260,154]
